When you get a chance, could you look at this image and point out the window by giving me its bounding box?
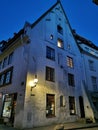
[57,25,63,34]
[5,71,12,84]
[46,46,55,60]
[89,60,95,71]
[0,67,13,87]
[8,52,13,65]
[68,73,75,86]
[91,76,97,91]
[57,38,64,49]
[0,74,5,86]
[0,61,2,70]
[2,57,8,68]
[69,96,76,115]
[46,94,55,117]
[50,34,53,40]
[67,56,74,68]
[46,66,55,82]
[60,95,63,107]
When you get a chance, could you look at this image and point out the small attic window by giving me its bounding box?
[57,38,64,49]
[57,25,63,35]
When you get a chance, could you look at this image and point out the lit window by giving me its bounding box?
[68,73,75,87]
[46,46,55,60]
[67,56,74,68]
[69,96,76,115]
[46,66,55,82]
[57,38,64,49]
[46,94,55,117]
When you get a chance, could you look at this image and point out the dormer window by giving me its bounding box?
[57,25,63,35]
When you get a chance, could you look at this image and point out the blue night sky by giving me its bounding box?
[0,0,98,45]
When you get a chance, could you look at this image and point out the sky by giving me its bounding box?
[0,0,98,46]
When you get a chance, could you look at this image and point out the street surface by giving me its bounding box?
[77,127,98,130]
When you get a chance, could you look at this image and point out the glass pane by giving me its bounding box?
[5,71,11,84]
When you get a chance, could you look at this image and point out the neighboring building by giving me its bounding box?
[0,0,98,129]
[93,0,98,5]
[74,31,98,122]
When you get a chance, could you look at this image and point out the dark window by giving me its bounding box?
[68,73,75,86]
[57,25,63,34]
[88,60,95,71]
[46,66,55,82]
[46,94,55,117]
[46,46,55,60]
[8,52,13,65]
[0,74,5,86]
[60,95,63,107]
[69,96,76,115]
[0,67,13,87]
[5,71,12,84]
[0,61,2,70]
[2,57,8,68]
[91,76,97,91]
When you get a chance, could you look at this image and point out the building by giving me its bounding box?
[0,0,98,129]
[74,31,98,123]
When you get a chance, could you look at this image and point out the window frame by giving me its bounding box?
[46,94,55,118]
[0,67,13,87]
[88,60,95,71]
[67,56,74,68]
[57,38,64,49]
[46,66,55,82]
[60,95,64,107]
[68,73,75,87]
[57,25,63,35]
[91,76,97,91]
[2,57,8,68]
[8,52,13,65]
[69,96,76,115]
[46,46,55,61]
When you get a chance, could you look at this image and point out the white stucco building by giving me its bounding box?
[74,31,98,123]
[0,1,98,129]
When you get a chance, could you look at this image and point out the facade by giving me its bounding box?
[0,1,98,129]
[74,31,98,122]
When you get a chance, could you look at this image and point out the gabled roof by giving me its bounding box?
[0,29,24,52]
[31,0,73,32]
[73,30,98,51]
[0,0,74,52]
[31,1,59,28]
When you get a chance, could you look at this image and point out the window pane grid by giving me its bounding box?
[46,46,55,60]
[46,67,55,82]
[68,73,75,86]
[67,56,73,68]
[69,96,76,115]
[46,94,55,117]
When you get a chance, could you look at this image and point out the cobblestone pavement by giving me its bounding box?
[0,122,98,130]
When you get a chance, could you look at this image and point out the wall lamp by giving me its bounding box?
[29,75,38,91]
